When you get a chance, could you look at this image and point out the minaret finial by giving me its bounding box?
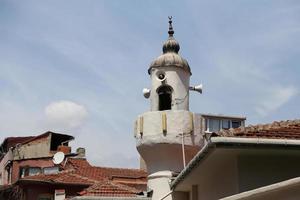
[168,16,174,37]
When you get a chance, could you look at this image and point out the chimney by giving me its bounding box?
[57,145,71,154]
[76,147,86,158]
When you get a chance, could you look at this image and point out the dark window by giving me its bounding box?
[222,119,230,130]
[209,119,220,132]
[157,86,172,111]
[232,121,241,128]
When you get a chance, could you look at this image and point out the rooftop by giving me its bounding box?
[216,119,300,139]
[18,158,147,198]
[172,119,300,190]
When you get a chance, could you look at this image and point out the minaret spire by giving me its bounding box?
[163,16,180,54]
[168,16,174,37]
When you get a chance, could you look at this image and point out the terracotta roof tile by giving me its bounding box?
[64,158,91,170]
[20,171,95,185]
[216,119,300,139]
[18,158,147,197]
[78,181,140,197]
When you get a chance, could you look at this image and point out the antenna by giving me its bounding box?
[53,152,65,165]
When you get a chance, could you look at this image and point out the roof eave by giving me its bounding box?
[171,137,300,189]
[17,179,91,186]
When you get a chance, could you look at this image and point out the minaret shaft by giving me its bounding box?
[135,17,202,200]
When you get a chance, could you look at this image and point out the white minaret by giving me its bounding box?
[135,17,203,200]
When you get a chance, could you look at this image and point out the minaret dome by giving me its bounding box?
[147,17,192,111]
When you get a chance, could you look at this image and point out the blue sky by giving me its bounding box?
[0,0,299,168]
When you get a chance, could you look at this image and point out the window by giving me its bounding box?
[29,167,41,176]
[222,119,230,130]
[209,119,220,132]
[232,121,241,128]
[19,168,27,178]
[157,86,172,111]
[43,166,59,175]
[19,167,41,178]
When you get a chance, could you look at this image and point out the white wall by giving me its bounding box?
[149,67,190,111]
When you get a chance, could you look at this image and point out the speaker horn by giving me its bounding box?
[189,84,203,94]
[142,88,151,98]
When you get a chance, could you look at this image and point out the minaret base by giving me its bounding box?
[148,171,173,200]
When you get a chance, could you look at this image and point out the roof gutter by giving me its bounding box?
[220,176,300,200]
[211,137,300,146]
[171,137,300,189]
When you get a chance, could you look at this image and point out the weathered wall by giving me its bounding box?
[135,111,203,174]
[0,149,13,185]
[11,158,54,183]
[13,135,51,160]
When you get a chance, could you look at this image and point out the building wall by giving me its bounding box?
[238,153,300,192]
[0,149,13,185]
[135,111,203,174]
[174,148,300,200]
[196,150,238,200]
[13,135,51,160]
[149,67,190,111]
[23,184,87,200]
[11,158,54,183]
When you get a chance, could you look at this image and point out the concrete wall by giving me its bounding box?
[238,153,300,192]
[196,150,238,200]
[0,149,13,185]
[149,67,190,111]
[135,111,203,174]
[13,135,51,160]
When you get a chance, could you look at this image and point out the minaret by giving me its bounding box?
[135,17,203,200]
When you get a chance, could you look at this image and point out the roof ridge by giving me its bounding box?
[91,166,146,172]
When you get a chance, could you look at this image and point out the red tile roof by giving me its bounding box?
[64,158,91,170]
[78,181,140,197]
[216,119,300,139]
[20,171,95,185]
[19,158,147,197]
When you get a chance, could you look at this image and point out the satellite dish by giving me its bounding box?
[53,152,65,165]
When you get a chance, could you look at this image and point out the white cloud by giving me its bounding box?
[255,86,298,116]
[45,100,88,130]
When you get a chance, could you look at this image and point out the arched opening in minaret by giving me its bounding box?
[157,85,173,111]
